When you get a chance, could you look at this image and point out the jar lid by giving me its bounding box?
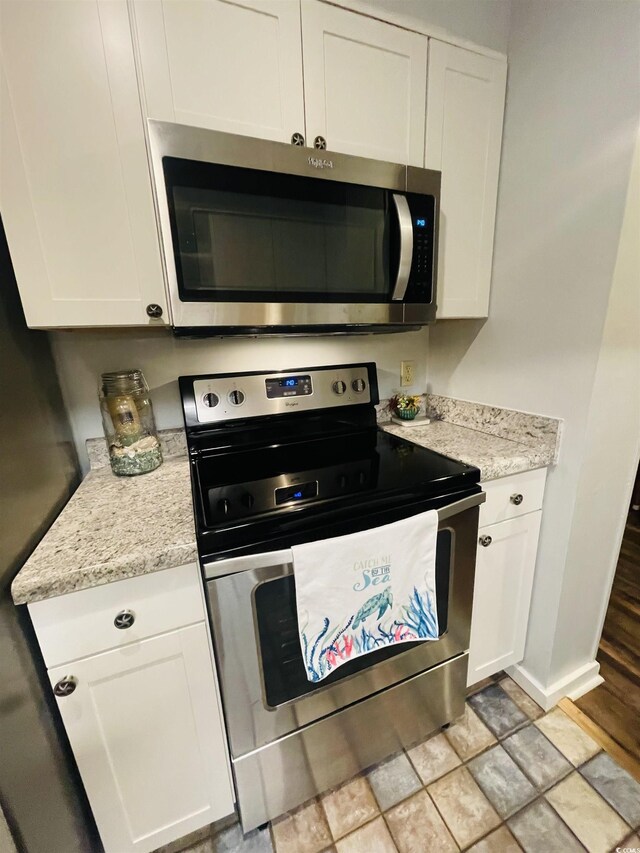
[101,369,147,396]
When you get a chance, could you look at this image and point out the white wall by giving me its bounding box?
[341,0,511,53]
[552,132,640,686]
[428,0,640,700]
[50,328,428,471]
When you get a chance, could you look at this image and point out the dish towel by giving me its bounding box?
[292,510,440,683]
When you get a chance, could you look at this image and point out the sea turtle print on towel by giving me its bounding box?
[292,510,440,683]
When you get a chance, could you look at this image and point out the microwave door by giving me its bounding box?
[390,193,414,302]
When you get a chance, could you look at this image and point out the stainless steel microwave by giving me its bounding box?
[148,121,441,335]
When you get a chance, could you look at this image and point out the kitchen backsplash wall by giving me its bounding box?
[50,327,429,472]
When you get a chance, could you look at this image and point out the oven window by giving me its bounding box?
[254,531,451,708]
[163,157,393,303]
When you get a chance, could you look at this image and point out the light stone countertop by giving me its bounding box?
[11,455,197,605]
[382,420,555,481]
[12,395,561,605]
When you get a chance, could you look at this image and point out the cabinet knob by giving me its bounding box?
[479,535,492,547]
[314,135,327,150]
[114,609,135,630]
[510,493,524,505]
[146,303,163,318]
[291,131,305,146]
[53,676,77,697]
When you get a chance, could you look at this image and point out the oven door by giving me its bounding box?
[205,492,482,760]
[148,121,440,330]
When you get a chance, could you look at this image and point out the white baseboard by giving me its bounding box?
[506,660,603,711]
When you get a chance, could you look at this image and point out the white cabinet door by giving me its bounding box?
[0,1,166,328]
[49,624,234,853]
[467,511,542,686]
[301,0,427,165]
[132,0,305,143]
[425,41,507,318]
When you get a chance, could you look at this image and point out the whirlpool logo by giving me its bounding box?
[284,401,299,407]
[308,156,334,170]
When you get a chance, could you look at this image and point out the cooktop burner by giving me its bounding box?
[179,363,480,561]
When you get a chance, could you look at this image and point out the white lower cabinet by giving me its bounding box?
[467,467,548,687]
[467,510,543,685]
[31,568,234,853]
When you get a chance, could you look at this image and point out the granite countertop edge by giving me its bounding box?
[13,542,198,606]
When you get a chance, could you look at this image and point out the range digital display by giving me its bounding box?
[275,481,318,505]
[265,375,312,399]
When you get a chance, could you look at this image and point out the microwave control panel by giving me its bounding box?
[406,193,436,303]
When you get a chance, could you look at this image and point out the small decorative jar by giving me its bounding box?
[99,370,163,476]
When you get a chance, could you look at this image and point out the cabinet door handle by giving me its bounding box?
[510,493,524,505]
[314,135,327,150]
[53,676,77,697]
[479,535,492,547]
[114,609,135,629]
[291,131,305,146]
[146,303,163,318]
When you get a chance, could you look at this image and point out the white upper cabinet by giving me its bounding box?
[132,0,305,143]
[426,41,507,318]
[301,0,427,165]
[0,0,167,328]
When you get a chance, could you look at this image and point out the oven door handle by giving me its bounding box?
[391,193,413,301]
[202,491,485,580]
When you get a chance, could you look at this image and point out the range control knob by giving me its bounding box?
[217,498,231,516]
[203,392,219,408]
[228,389,245,406]
[332,380,347,395]
[352,378,366,393]
[337,474,348,489]
[241,492,255,509]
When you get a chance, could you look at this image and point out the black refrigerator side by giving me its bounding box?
[0,218,99,852]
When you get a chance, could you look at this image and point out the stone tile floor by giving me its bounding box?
[168,677,640,853]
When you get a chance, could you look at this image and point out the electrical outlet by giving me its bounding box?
[400,360,415,387]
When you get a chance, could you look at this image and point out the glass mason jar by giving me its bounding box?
[99,370,163,476]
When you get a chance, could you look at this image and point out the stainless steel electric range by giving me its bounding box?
[179,363,485,831]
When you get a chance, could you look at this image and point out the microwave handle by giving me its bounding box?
[391,193,414,301]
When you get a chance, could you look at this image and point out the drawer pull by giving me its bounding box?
[510,493,524,505]
[53,676,77,697]
[479,535,492,547]
[114,609,135,630]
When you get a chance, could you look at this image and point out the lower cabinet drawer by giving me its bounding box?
[29,563,205,668]
[480,467,547,527]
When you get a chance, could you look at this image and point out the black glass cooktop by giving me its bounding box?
[191,427,480,561]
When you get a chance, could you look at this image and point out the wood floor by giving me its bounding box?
[576,510,640,765]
